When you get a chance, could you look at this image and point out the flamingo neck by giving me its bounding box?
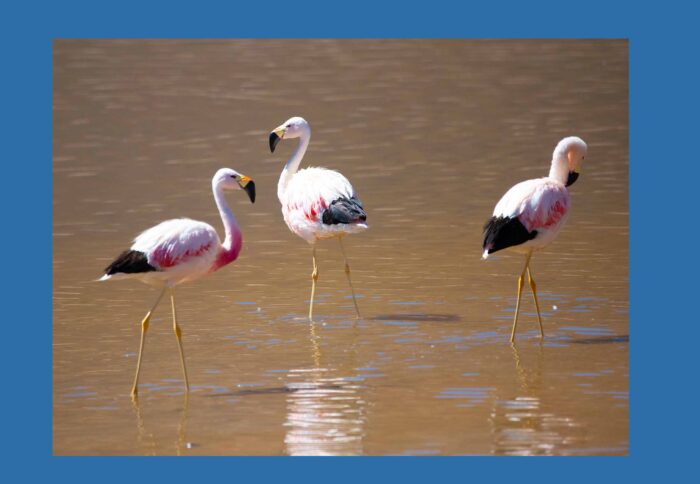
[548,147,569,186]
[212,185,242,271]
[278,130,310,202]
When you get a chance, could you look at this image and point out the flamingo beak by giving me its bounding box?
[269,126,286,153]
[566,149,581,187]
[238,175,256,203]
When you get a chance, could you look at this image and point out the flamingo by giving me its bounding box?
[269,116,367,321]
[99,168,255,396]
[482,136,587,342]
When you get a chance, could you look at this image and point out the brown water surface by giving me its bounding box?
[53,39,628,455]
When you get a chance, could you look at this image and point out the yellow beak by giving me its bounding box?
[269,125,286,152]
[237,175,255,203]
[238,174,252,188]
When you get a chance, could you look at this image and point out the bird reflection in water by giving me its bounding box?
[490,343,581,455]
[283,319,365,456]
[131,393,190,456]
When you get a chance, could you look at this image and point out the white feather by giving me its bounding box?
[281,167,368,244]
[272,116,368,245]
[129,218,220,284]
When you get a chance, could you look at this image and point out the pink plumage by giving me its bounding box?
[99,167,255,396]
[482,136,587,342]
[483,137,587,259]
[100,169,253,285]
[486,178,571,256]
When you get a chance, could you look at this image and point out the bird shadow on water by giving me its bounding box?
[570,335,629,345]
[372,313,461,323]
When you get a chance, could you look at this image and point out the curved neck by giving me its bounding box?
[548,147,569,186]
[212,185,242,269]
[277,131,310,202]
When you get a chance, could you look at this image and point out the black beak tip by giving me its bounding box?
[269,132,280,153]
[244,181,256,203]
[566,171,580,187]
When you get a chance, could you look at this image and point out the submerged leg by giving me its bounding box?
[510,251,533,343]
[176,393,190,456]
[131,287,167,397]
[309,246,319,321]
[338,237,361,319]
[527,265,545,339]
[170,288,190,392]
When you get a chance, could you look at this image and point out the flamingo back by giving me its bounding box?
[131,218,220,282]
[486,178,571,254]
[281,167,368,243]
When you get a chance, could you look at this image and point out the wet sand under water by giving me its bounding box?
[53,39,628,455]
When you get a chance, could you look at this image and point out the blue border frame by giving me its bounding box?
[4,0,696,481]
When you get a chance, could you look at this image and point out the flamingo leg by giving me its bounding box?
[176,393,190,456]
[309,246,319,321]
[131,286,167,397]
[338,237,361,319]
[170,288,190,392]
[510,251,533,342]
[527,265,545,339]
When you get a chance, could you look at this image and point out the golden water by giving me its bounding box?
[53,39,628,455]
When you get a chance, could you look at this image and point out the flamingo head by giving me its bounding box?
[269,116,310,152]
[554,136,587,187]
[213,168,256,203]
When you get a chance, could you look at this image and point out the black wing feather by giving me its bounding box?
[482,216,537,255]
[322,197,367,225]
[104,250,157,275]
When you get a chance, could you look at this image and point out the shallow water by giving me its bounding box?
[53,39,628,455]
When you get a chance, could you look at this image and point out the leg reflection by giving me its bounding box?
[130,393,190,456]
[283,318,365,455]
[491,342,580,455]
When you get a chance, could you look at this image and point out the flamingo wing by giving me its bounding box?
[284,167,364,224]
[104,249,157,276]
[322,197,366,225]
[484,178,569,255]
[131,218,220,270]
